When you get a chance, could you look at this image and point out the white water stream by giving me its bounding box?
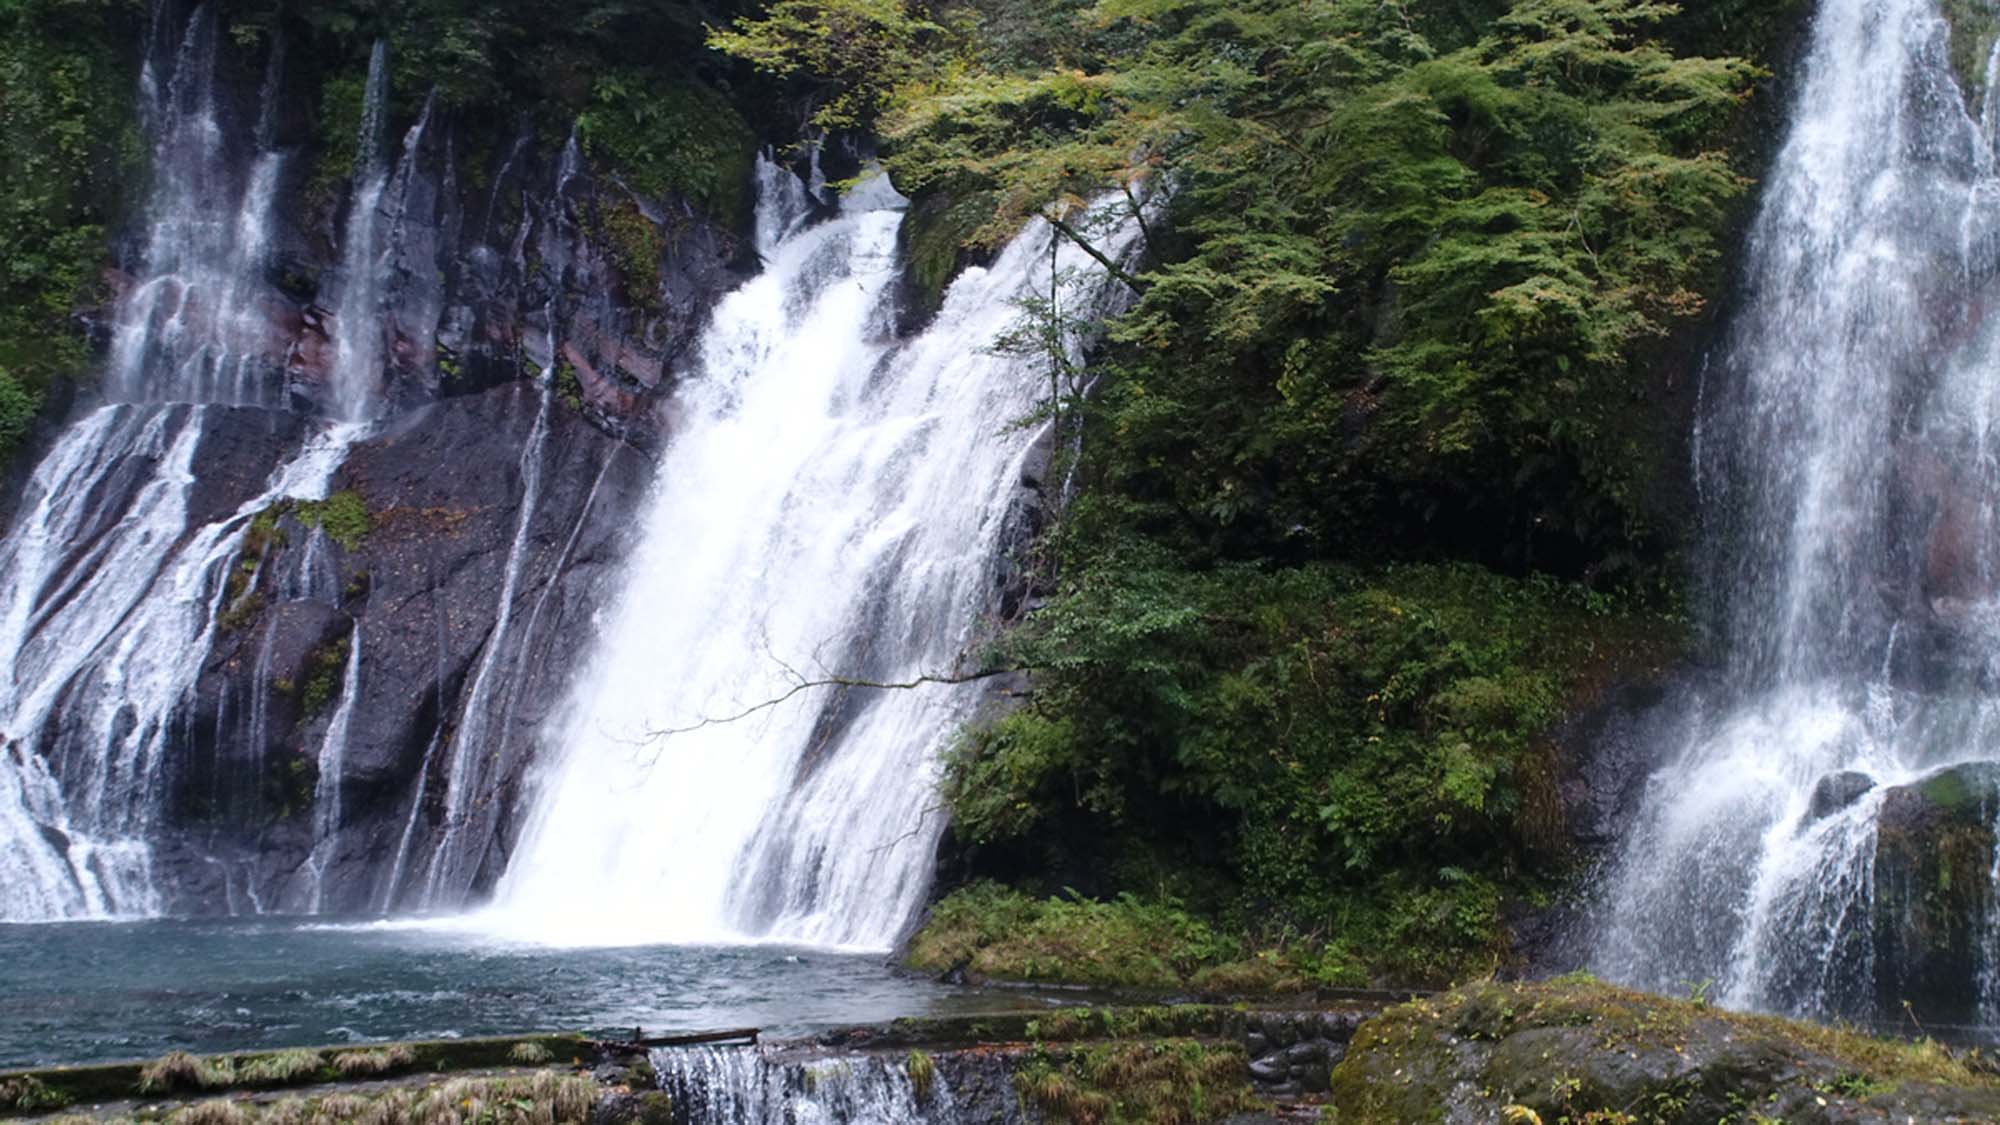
[1596,0,2000,1021]
[484,158,1139,949]
[0,6,383,919]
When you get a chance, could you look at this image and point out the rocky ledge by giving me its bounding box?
[9,980,2000,1123]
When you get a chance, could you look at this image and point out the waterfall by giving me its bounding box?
[107,4,287,409]
[304,630,364,911]
[483,158,1139,949]
[0,7,373,920]
[1595,0,2000,1023]
[653,1046,966,1124]
[328,42,400,422]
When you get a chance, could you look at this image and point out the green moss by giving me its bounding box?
[905,1050,936,1101]
[217,590,268,634]
[555,359,583,411]
[1941,0,2000,103]
[296,629,354,720]
[1014,1039,1263,1125]
[593,196,666,310]
[293,490,372,551]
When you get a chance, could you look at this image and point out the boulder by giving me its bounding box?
[1805,769,1875,824]
[1330,977,2000,1124]
[1871,761,2000,1025]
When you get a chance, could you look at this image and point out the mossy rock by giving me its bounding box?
[898,190,996,327]
[1941,0,2000,106]
[1872,762,2000,1026]
[1328,977,2000,1124]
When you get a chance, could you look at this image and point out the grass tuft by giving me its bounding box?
[329,1044,416,1078]
[140,1050,237,1094]
[906,1049,937,1101]
[509,1041,555,1065]
[167,1098,250,1125]
[240,1048,324,1086]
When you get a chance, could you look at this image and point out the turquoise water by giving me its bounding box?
[0,918,1039,1068]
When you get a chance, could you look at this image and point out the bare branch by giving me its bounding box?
[1046,213,1148,293]
[644,668,1019,739]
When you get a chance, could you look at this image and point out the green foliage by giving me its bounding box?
[508,1041,555,1065]
[139,1050,237,1094]
[908,882,1381,991]
[329,1045,416,1078]
[709,0,942,129]
[238,1049,324,1086]
[234,0,761,226]
[908,882,1232,988]
[876,0,1768,568]
[578,73,755,221]
[796,0,1777,989]
[0,0,142,468]
[555,360,584,411]
[0,370,42,466]
[0,1073,69,1112]
[940,548,1680,983]
[1941,0,2000,103]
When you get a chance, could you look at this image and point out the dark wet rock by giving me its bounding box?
[1872,761,2000,1026]
[1805,769,1876,824]
[591,1089,676,1125]
[1517,669,1712,972]
[156,382,652,914]
[1247,1055,1289,1083]
[931,1050,1030,1125]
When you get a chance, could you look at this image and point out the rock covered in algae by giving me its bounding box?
[1328,975,2000,1124]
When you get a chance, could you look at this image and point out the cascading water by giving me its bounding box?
[328,42,409,423]
[653,1045,972,1124]
[485,157,1139,949]
[1595,0,2000,1026]
[0,6,387,920]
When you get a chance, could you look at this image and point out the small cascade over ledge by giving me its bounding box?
[1593,0,2000,1032]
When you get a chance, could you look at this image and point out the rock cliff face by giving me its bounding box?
[156,383,658,913]
[4,14,758,915]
